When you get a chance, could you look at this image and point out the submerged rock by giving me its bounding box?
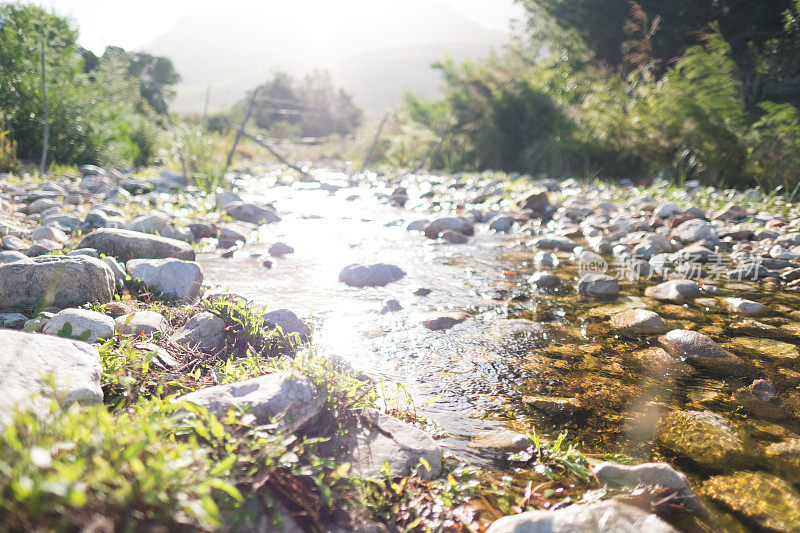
[486,500,677,533]
[176,372,323,434]
[656,410,749,469]
[422,311,469,331]
[765,439,800,483]
[630,347,693,377]
[337,409,442,480]
[339,263,405,287]
[529,271,562,291]
[723,297,766,316]
[522,394,582,418]
[701,471,800,532]
[0,330,103,427]
[469,428,530,455]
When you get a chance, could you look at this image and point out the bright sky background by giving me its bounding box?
[42,0,522,53]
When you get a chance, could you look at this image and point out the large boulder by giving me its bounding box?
[127,259,203,302]
[486,500,677,533]
[339,263,405,287]
[338,409,442,480]
[175,372,323,433]
[42,309,115,344]
[0,255,115,311]
[77,228,195,261]
[0,330,103,427]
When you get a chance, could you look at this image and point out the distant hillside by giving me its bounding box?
[142,0,509,115]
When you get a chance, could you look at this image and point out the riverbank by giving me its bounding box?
[2,164,800,531]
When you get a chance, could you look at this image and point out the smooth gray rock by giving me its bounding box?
[31,226,67,243]
[175,372,323,433]
[262,309,311,342]
[43,309,115,344]
[532,234,576,252]
[593,462,707,514]
[77,228,195,261]
[577,273,620,297]
[172,312,226,352]
[423,217,473,239]
[67,248,100,258]
[723,297,766,316]
[0,312,28,329]
[269,242,294,257]
[226,202,280,224]
[489,215,514,233]
[442,230,469,244]
[1,234,27,251]
[339,263,405,287]
[124,214,170,234]
[0,255,115,311]
[659,329,748,375]
[0,250,27,264]
[127,258,203,301]
[644,279,701,302]
[215,191,242,209]
[611,309,668,335]
[671,218,718,243]
[0,330,103,427]
[26,239,62,256]
[101,256,126,291]
[115,311,168,337]
[339,409,442,480]
[486,500,677,533]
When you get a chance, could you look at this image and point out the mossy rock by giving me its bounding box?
[656,410,751,469]
[701,471,800,532]
[725,337,800,361]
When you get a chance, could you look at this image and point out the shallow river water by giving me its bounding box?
[198,169,800,530]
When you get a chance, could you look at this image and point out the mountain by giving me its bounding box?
[141,0,509,115]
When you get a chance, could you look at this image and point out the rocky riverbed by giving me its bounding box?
[3,164,800,531]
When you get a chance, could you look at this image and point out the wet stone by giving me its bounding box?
[522,394,582,418]
[339,263,405,287]
[656,410,749,469]
[422,311,469,331]
[577,273,620,298]
[610,309,668,335]
[629,347,692,377]
[701,471,800,532]
[723,297,767,316]
[486,500,677,533]
[659,330,748,376]
[645,279,701,302]
[726,336,799,361]
[468,428,531,455]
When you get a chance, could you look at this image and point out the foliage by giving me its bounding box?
[0,4,176,167]
[237,69,363,139]
[0,400,226,531]
[169,121,230,191]
[0,111,16,172]
[393,2,800,191]
[207,298,302,357]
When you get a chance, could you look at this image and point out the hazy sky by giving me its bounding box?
[43,0,522,53]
